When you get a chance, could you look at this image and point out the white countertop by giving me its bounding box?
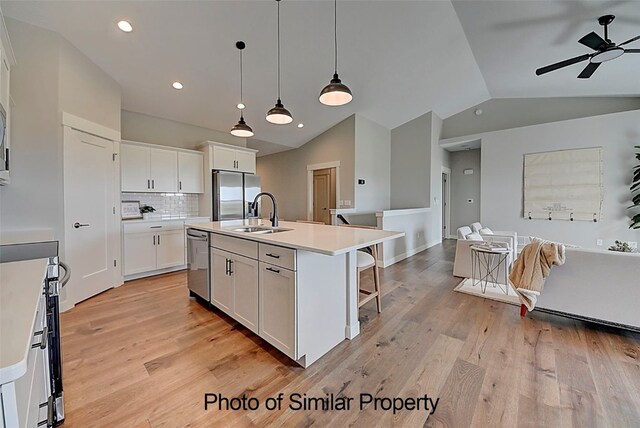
[122,215,209,224]
[186,220,404,256]
[0,258,47,384]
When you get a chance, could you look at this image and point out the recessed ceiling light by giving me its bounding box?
[117,20,133,33]
[237,103,246,110]
[172,81,184,90]
[474,108,483,116]
[297,123,304,128]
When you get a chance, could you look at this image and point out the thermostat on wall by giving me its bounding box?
[463,169,474,175]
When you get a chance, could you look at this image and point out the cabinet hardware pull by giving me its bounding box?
[228,259,234,274]
[179,181,182,190]
[148,179,151,189]
[266,267,280,274]
[32,326,48,349]
[265,253,280,259]
[153,235,156,245]
[37,395,53,427]
[152,179,155,189]
[225,258,230,275]
[157,234,161,245]
[150,225,162,228]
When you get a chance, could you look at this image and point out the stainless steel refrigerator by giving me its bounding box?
[212,171,261,221]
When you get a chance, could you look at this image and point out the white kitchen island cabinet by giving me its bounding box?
[189,220,404,368]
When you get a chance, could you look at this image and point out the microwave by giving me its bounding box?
[0,103,6,172]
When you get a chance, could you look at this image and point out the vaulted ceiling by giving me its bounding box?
[3,1,638,155]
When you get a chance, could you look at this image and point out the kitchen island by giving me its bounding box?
[186,220,404,367]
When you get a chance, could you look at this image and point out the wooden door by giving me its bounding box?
[149,148,178,192]
[312,168,336,224]
[63,128,119,303]
[178,151,204,193]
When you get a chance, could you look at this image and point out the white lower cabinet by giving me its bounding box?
[259,263,296,359]
[210,248,259,334]
[123,221,186,277]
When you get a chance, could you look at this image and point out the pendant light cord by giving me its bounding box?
[334,0,338,74]
[239,49,244,106]
[277,0,281,101]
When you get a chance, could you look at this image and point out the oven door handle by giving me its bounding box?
[59,261,71,287]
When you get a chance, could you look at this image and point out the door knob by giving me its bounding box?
[73,222,89,229]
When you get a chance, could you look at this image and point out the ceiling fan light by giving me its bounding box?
[230,116,254,138]
[591,47,625,63]
[319,74,353,106]
[266,100,293,124]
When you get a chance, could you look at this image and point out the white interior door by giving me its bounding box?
[64,127,119,304]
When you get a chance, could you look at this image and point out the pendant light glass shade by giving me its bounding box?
[266,0,293,124]
[319,0,352,106]
[230,116,254,137]
[230,41,254,138]
[266,99,293,124]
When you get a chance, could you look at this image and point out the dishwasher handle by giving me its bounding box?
[186,231,208,241]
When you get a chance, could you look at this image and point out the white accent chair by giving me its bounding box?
[453,226,515,278]
[470,222,519,255]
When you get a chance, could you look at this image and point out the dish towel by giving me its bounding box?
[509,238,566,311]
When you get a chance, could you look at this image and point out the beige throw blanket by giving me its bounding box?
[509,238,566,311]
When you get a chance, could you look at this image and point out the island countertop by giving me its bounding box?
[185,220,404,256]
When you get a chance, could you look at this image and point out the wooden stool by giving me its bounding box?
[340,224,382,312]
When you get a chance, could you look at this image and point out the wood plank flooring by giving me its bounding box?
[59,241,640,427]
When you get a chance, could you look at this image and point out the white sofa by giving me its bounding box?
[536,248,640,330]
[453,226,515,278]
[471,222,518,254]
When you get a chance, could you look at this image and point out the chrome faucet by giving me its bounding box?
[251,192,279,227]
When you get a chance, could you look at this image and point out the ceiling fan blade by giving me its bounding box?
[619,35,640,46]
[578,31,607,50]
[625,49,640,53]
[577,62,600,79]
[536,54,591,76]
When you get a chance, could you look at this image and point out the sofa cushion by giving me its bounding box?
[480,227,494,235]
[466,232,483,241]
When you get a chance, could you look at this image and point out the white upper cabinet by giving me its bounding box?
[121,144,151,192]
[149,148,178,192]
[121,142,204,193]
[206,142,256,174]
[235,149,256,174]
[178,151,204,193]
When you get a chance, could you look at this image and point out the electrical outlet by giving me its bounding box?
[596,239,603,246]
[629,242,638,250]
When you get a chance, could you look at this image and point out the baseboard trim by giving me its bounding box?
[380,239,441,268]
[124,265,186,281]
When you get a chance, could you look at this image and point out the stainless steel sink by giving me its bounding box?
[231,226,292,234]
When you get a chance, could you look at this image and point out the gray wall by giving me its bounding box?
[450,149,481,234]
[121,110,246,149]
[390,112,432,208]
[354,115,391,212]
[256,115,356,221]
[441,97,640,140]
[0,18,121,245]
[481,110,640,249]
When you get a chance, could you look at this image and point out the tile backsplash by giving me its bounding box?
[122,193,199,217]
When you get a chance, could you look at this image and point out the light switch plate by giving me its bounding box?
[596,239,603,246]
[629,242,638,249]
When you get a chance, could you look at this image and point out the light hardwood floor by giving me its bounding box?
[59,241,640,427]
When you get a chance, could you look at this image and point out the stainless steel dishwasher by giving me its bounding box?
[186,228,210,301]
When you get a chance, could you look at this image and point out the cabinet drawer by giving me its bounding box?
[210,234,258,259]
[123,220,185,234]
[259,243,296,271]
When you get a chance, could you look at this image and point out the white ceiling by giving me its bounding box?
[1,0,489,154]
[2,1,639,156]
[452,0,640,98]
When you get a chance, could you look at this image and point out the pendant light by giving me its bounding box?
[230,41,254,138]
[266,0,293,124]
[319,0,352,106]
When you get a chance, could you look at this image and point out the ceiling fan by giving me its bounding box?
[536,15,639,78]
